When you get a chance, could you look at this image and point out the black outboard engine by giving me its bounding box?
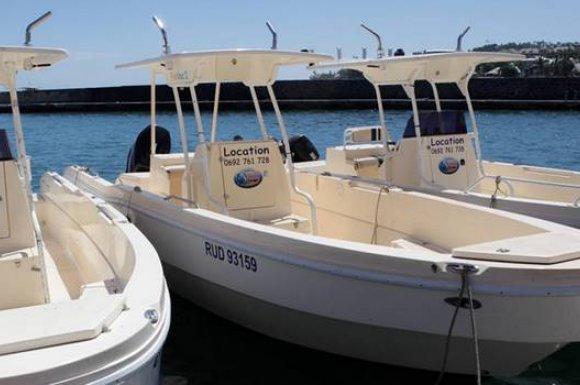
[288,134,319,163]
[125,125,171,172]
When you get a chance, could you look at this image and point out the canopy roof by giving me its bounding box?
[310,52,524,85]
[0,46,68,86]
[117,49,333,87]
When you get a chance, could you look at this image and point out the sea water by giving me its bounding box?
[0,109,578,189]
[1,109,579,385]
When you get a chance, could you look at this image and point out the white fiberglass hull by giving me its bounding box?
[1,292,170,385]
[0,173,171,385]
[66,170,580,376]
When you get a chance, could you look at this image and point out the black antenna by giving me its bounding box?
[361,23,384,58]
[152,16,171,55]
[456,26,471,51]
[25,11,52,46]
[266,21,277,50]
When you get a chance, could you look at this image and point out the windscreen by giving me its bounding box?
[402,111,467,138]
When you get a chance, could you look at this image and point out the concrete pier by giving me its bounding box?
[2,78,580,112]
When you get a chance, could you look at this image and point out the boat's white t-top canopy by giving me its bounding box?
[311,51,525,185]
[311,52,524,86]
[117,49,332,87]
[0,46,68,87]
[118,48,332,226]
[315,51,523,144]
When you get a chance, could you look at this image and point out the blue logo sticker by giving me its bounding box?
[438,157,460,175]
[234,169,263,188]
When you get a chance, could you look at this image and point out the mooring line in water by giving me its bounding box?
[466,272,481,385]
[435,264,481,385]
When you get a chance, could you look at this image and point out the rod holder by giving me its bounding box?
[361,22,384,58]
[456,26,471,51]
[152,16,171,55]
[24,11,52,46]
[266,21,277,50]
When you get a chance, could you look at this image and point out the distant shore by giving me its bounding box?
[2,78,580,112]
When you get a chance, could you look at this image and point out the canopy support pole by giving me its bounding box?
[430,82,442,112]
[374,84,390,142]
[458,69,486,177]
[7,70,49,303]
[189,85,227,213]
[403,79,431,186]
[250,86,268,139]
[210,82,220,142]
[267,84,318,235]
[189,85,205,145]
[374,84,390,180]
[150,72,157,156]
[171,86,193,202]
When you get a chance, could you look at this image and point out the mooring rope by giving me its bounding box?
[370,185,389,244]
[490,175,505,208]
[435,265,482,385]
[466,273,482,385]
[434,273,466,385]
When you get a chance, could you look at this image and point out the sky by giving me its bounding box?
[2,0,580,89]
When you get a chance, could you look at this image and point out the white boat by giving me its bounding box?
[66,23,580,378]
[0,14,170,385]
[299,51,580,228]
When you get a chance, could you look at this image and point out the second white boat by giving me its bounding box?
[66,21,580,378]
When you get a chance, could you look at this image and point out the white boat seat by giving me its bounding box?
[341,143,386,161]
[148,153,194,197]
[453,232,580,264]
[344,126,385,144]
[262,214,311,234]
[391,238,447,254]
[0,284,124,355]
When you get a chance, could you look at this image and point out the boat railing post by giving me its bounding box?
[267,84,318,235]
[7,70,50,303]
[458,71,487,178]
[250,86,269,139]
[150,72,157,156]
[210,82,221,143]
[189,85,228,213]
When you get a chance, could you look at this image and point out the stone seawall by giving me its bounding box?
[2,77,580,112]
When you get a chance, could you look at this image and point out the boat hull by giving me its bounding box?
[0,172,172,385]
[122,192,576,376]
[163,261,558,377]
[65,168,580,377]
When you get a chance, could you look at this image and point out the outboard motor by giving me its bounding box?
[125,125,171,172]
[288,134,320,163]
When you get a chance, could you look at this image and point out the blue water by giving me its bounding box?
[1,108,580,384]
[0,109,578,189]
